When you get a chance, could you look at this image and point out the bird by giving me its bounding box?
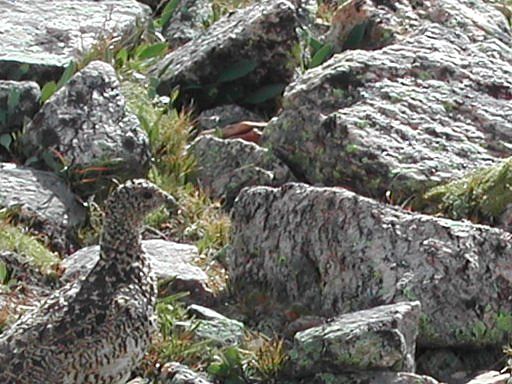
[0,179,176,384]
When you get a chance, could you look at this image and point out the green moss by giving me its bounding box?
[418,314,440,343]
[416,157,512,223]
[453,311,512,346]
[0,218,60,274]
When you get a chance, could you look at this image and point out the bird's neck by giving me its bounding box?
[98,215,144,272]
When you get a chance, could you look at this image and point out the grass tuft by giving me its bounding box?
[0,212,60,274]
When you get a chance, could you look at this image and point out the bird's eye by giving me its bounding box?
[142,191,153,199]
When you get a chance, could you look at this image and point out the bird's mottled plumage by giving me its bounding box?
[0,179,175,384]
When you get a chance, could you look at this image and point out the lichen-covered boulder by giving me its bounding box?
[21,61,151,195]
[262,0,512,201]
[62,239,215,305]
[0,81,40,134]
[188,135,295,206]
[228,183,512,348]
[153,0,299,112]
[0,163,85,249]
[162,0,213,48]
[0,0,150,83]
[289,302,421,376]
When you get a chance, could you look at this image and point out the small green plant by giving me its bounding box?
[155,0,181,30]
[246,335,289,381]
[416,157,512,224]
[0,261,12,288]
[0,211,60,275]
[40,60,76,104]
[299,29,334,70]
[207,346,247,384]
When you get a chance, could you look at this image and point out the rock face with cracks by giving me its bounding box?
[0,162,85,248]
[153,0,299,111]
[228,183,512,348]
[289,302,421,376]
[0,0,150,83]
[262,0,512,200]
[21,61,151,195]
[189,135,295,206]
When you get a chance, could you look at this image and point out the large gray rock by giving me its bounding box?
[0,0,150,83]
[228,183,512,348]
[162,0,213,48]
[0,163,85,246]
[0,81,40,134]
[21,61,151,195]
[289,302,421,376]
[189,135,295,206]
[62,239,214,305]
[153,0,299,111]
[262,0,512,200]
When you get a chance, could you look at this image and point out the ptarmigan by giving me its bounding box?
[0,179,176,384]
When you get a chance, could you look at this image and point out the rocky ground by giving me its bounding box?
[1,0,512,383]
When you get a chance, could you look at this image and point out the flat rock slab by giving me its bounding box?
[0,162,85,241]
[21,61,151,195]
[228,183,512,348]
[0,0,150,83]
[290,302,420,376]
[62,239,214,305]
[0,81,40,134]
[189,135,294,206]
[153,0,298,111]
[262,0,512,200]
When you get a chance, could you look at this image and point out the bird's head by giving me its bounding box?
[105,179,177,224]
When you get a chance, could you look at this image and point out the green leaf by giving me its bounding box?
[0,110,7,126]
[309,43,333,68]
[160,0,181,29]
[56,61,76,89]
[25,156,39,166]
[0,261,8,284]
[0,133,12,150]
[40,81,57,104]
[217,59,258,83]
[207,362,227,376]
[147,77,160,100]
[7,88,21,112]
[223,347,241,365]
[136,42,168,60]
[308,35,324,52]
[41,150,63,173]
[343,22,368,50]
[243,83,286,104]
[116,48,129,67]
